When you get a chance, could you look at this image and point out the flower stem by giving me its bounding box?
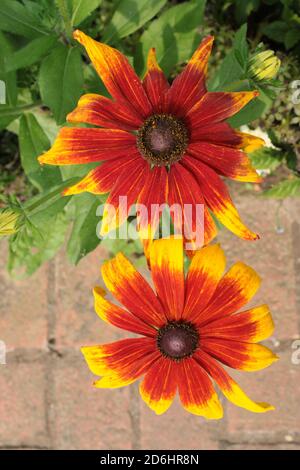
[25,178,80,214]
[55,0,73,40]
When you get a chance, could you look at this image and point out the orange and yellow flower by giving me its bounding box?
[81,238,277,418]
[38,30,264,248]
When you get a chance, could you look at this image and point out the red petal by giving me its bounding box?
[183,156,259,240]
[139,357,178,414]
[167,36,214,116]
[188,142,261,183]
[74,30,152,119]
[177,357,223,418]
[168,163,217,251]
[38,127,136,165]
[101,252,166,328]
[67,93,142,130]
[143,48,169,113]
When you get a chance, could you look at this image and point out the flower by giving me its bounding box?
[0,208,23,237]
[81,238,277,418]
[248,49,281,83]
[38,30,264,249]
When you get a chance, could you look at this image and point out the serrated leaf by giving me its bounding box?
[38,44,83,124]
[103,0,167,42]
[19,113,62,191]
[263,178,300,198]
[249,147,283,171]
[135,0,206,76]
[5,35,58,72]
[70,0,102,26]
[0,0,49,38]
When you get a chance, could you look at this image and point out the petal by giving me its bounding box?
[200,304,274,343]
[100,157,149,235]
[38,127,136,165]
[177,357,223,419]
[136,166,168,240]
[67,93,142,130]
[167,36,214,116]
[190,121,264,150]
[200,338,278,371]
[143,48,169,113]
[73,30,152,119]
[149,237,185,321]
[101,252,166,327]
[183,156,259,241]
[187,142,262,183]
[183,244,226,322]
[63,153,142,196]
[186,91,259,128]
[81,338,159,387]
[195,350,274,413]
[168,163,217,250]
[93,286,156,337]
[139,357,178,415]
[198,261,261,325]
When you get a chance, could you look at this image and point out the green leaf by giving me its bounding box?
[0,31,18,116]
[263,178,300,198]
[5,35,58,72]
[284,28,300,49]
[264,21,289,43]
[67,193,101,264]
[70,0,102,26]
[136,0,206,76]
[39,44,83,124]
[19,113,62,191]
[103,0,167,42]
[228,97,267,127]
[249,147,283,171]
[0,0,49,38]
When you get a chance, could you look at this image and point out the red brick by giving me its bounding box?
[0,358,48,447]
[0,241,48,350]
[54,245,124,350]
[140,395,222,450]
[52,352,132,450]
[217,192,300,344]
[225,348,300,442]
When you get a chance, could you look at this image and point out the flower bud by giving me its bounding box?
[249,50,281,82]
[0,208,23,237]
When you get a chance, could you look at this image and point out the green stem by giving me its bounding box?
[25,178,80,214]
[0,101,42,118]
[55,0,73,40]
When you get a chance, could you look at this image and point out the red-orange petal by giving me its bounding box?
[139,356,178,415]
[177,357,223,419]
[200,304,274,343]
[187,142,262,183]
[81,337,159,387]
[183,155,259,241]
[143,48,169,113]
[93,286,157,337]
[183,244,226,322]
[67,93,142,130]
[197,261,261,325]
[100,157,150,236]
[38,127,136,166]
[63,153,142,196]
[168,163,217,251]
[195,350,275,413]
[200,337,278,371]
[101,252,166,328]
[186,91,259,128]
[149,238,185,321]
[73,30,152,119]
[167,36,214,116]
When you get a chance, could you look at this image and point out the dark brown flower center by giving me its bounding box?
[137,114,188,167]
[157,321,199,361]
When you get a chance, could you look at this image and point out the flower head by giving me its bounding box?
[38,31,264,250]
[81,238,277,418]
[248,49,281,83]
[0,208,23,237]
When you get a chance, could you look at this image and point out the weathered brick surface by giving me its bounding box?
[0,241,48,350]
[51,352,132,450]
[226,444,300,450]
[0,357,48,447]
